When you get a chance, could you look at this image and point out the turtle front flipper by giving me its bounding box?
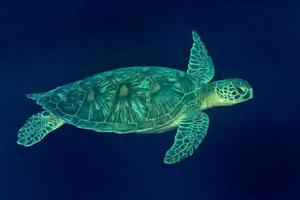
[164,111,209,164]
[187,31,214,83]
[17,111,64,147]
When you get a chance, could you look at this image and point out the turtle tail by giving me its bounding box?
[26,92,46,101]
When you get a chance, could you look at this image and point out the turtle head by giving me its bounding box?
[214,78,253,106]
[201,79,253,109]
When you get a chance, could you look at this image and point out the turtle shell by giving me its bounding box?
[35,67,200,133]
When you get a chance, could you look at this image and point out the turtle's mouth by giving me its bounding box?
[243,88,253,100]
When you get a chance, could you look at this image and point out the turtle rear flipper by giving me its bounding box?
[17,111,64,147]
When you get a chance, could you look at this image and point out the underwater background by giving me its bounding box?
[0,0,299,199]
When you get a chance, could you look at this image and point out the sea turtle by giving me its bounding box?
[17,31,253,164]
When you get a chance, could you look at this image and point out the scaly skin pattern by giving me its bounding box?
[200,79,253,110]
[32,67,205,133]
[17,111,64,146]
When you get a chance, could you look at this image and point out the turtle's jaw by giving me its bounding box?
[226,80,253,105]
[242,88,253,101]
[232,87,253,105]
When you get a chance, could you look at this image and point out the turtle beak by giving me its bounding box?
[249,88,253,99]
[243,88,253,100]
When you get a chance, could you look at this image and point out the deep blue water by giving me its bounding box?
[1,0,299,199]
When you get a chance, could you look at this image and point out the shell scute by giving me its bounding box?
[44,101,57,111]
[76,79,117,121]
[76,120,97,129]
[181,92,197,105]
[114,123,137,133]
[136,120,156,131]
[169,103,184,117]
[106,74,152,123]
[58,88,86,115]
[155,115,172,126]
[94,122,114,132]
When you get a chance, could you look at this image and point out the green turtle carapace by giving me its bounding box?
[18,31,253,164]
